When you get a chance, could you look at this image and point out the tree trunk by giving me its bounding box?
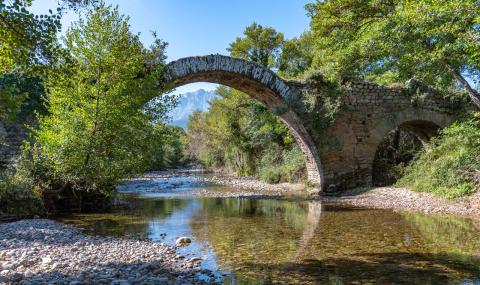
[446,64,480,110]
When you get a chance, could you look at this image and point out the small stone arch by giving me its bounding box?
[369,109,453,184]
[369,109,452,146]
[163,54,324,188]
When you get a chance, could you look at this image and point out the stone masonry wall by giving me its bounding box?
[165,55,463,190]
[311,80,464,191]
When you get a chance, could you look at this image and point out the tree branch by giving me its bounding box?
[0,14,35,45]
[446,64,480,110]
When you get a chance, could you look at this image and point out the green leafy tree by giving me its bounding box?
[0,0,96,120]
[278,32,314,78]
[227,22,284,68]
[0,74,46,122]
[31,4,173,193]
[186,23,308,182]
[0,0,95,69]
[185,86,306,182]
[149,124,188,170]
[307,0,480,109]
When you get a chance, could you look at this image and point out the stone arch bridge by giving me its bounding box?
[164,54,466,191]
[0,54,466,191]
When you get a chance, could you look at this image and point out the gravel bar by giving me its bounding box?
[326,187,480,218]
[0,220,219,285]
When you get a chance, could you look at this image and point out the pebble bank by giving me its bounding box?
[0,220,218,285]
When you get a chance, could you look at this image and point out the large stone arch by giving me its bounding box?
[163,54,324,187]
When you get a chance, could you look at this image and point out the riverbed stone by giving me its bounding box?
[175,237,192,246]
[0,219,218,285]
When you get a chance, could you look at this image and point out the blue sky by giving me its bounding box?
[31,0,311,94]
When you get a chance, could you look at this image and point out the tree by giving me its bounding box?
[0,0,95,70]
[0,0,96,120]
[0,74,46,122]
[186,86,303,181]
[149,124,187,170]
[227,22,284,68]
[307,0,480,109]
[278,32,314,78]
[32,4,173,193]
[186,23,307,182]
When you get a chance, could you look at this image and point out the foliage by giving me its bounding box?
[372,128,423,186]
[227,22,284,68]
[185,23,318,183]
[404,78,471,109]
[29,4,174,194]
[0,0,96,120]
[278,32,314,79]
[0,151,43,216]
[148,124,188,170]
[0,0,95,70]
[397,113,480,199]
[186,86,306,182]
[306,0,480,109]
[257,144,306,183]
[299,71,345,143]
[227,22,313,80]
[0,74,46,121]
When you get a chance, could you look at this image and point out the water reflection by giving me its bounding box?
[59,176,480,284]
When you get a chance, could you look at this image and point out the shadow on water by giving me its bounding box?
[233,252,480,285]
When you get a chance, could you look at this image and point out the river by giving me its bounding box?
[58,173,480,284]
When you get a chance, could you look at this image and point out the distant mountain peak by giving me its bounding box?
[168,89,218,128]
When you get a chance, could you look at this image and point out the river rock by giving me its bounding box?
[0,275,9,283]
[41,256,53,265]
[175,237,192,246]
[0,219,218,285]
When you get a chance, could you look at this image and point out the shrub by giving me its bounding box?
[256,144,306,184]
[258,168,283,184]
[0,159,43,216]
[281,145,306,182]
[397,113,480,199]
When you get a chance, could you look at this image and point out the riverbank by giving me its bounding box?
[0,219,218,284]
[188,174,480,219]
[326,186,480,219]
[194,175,311,197]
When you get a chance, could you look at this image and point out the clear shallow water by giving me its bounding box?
[60,175,480,284]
